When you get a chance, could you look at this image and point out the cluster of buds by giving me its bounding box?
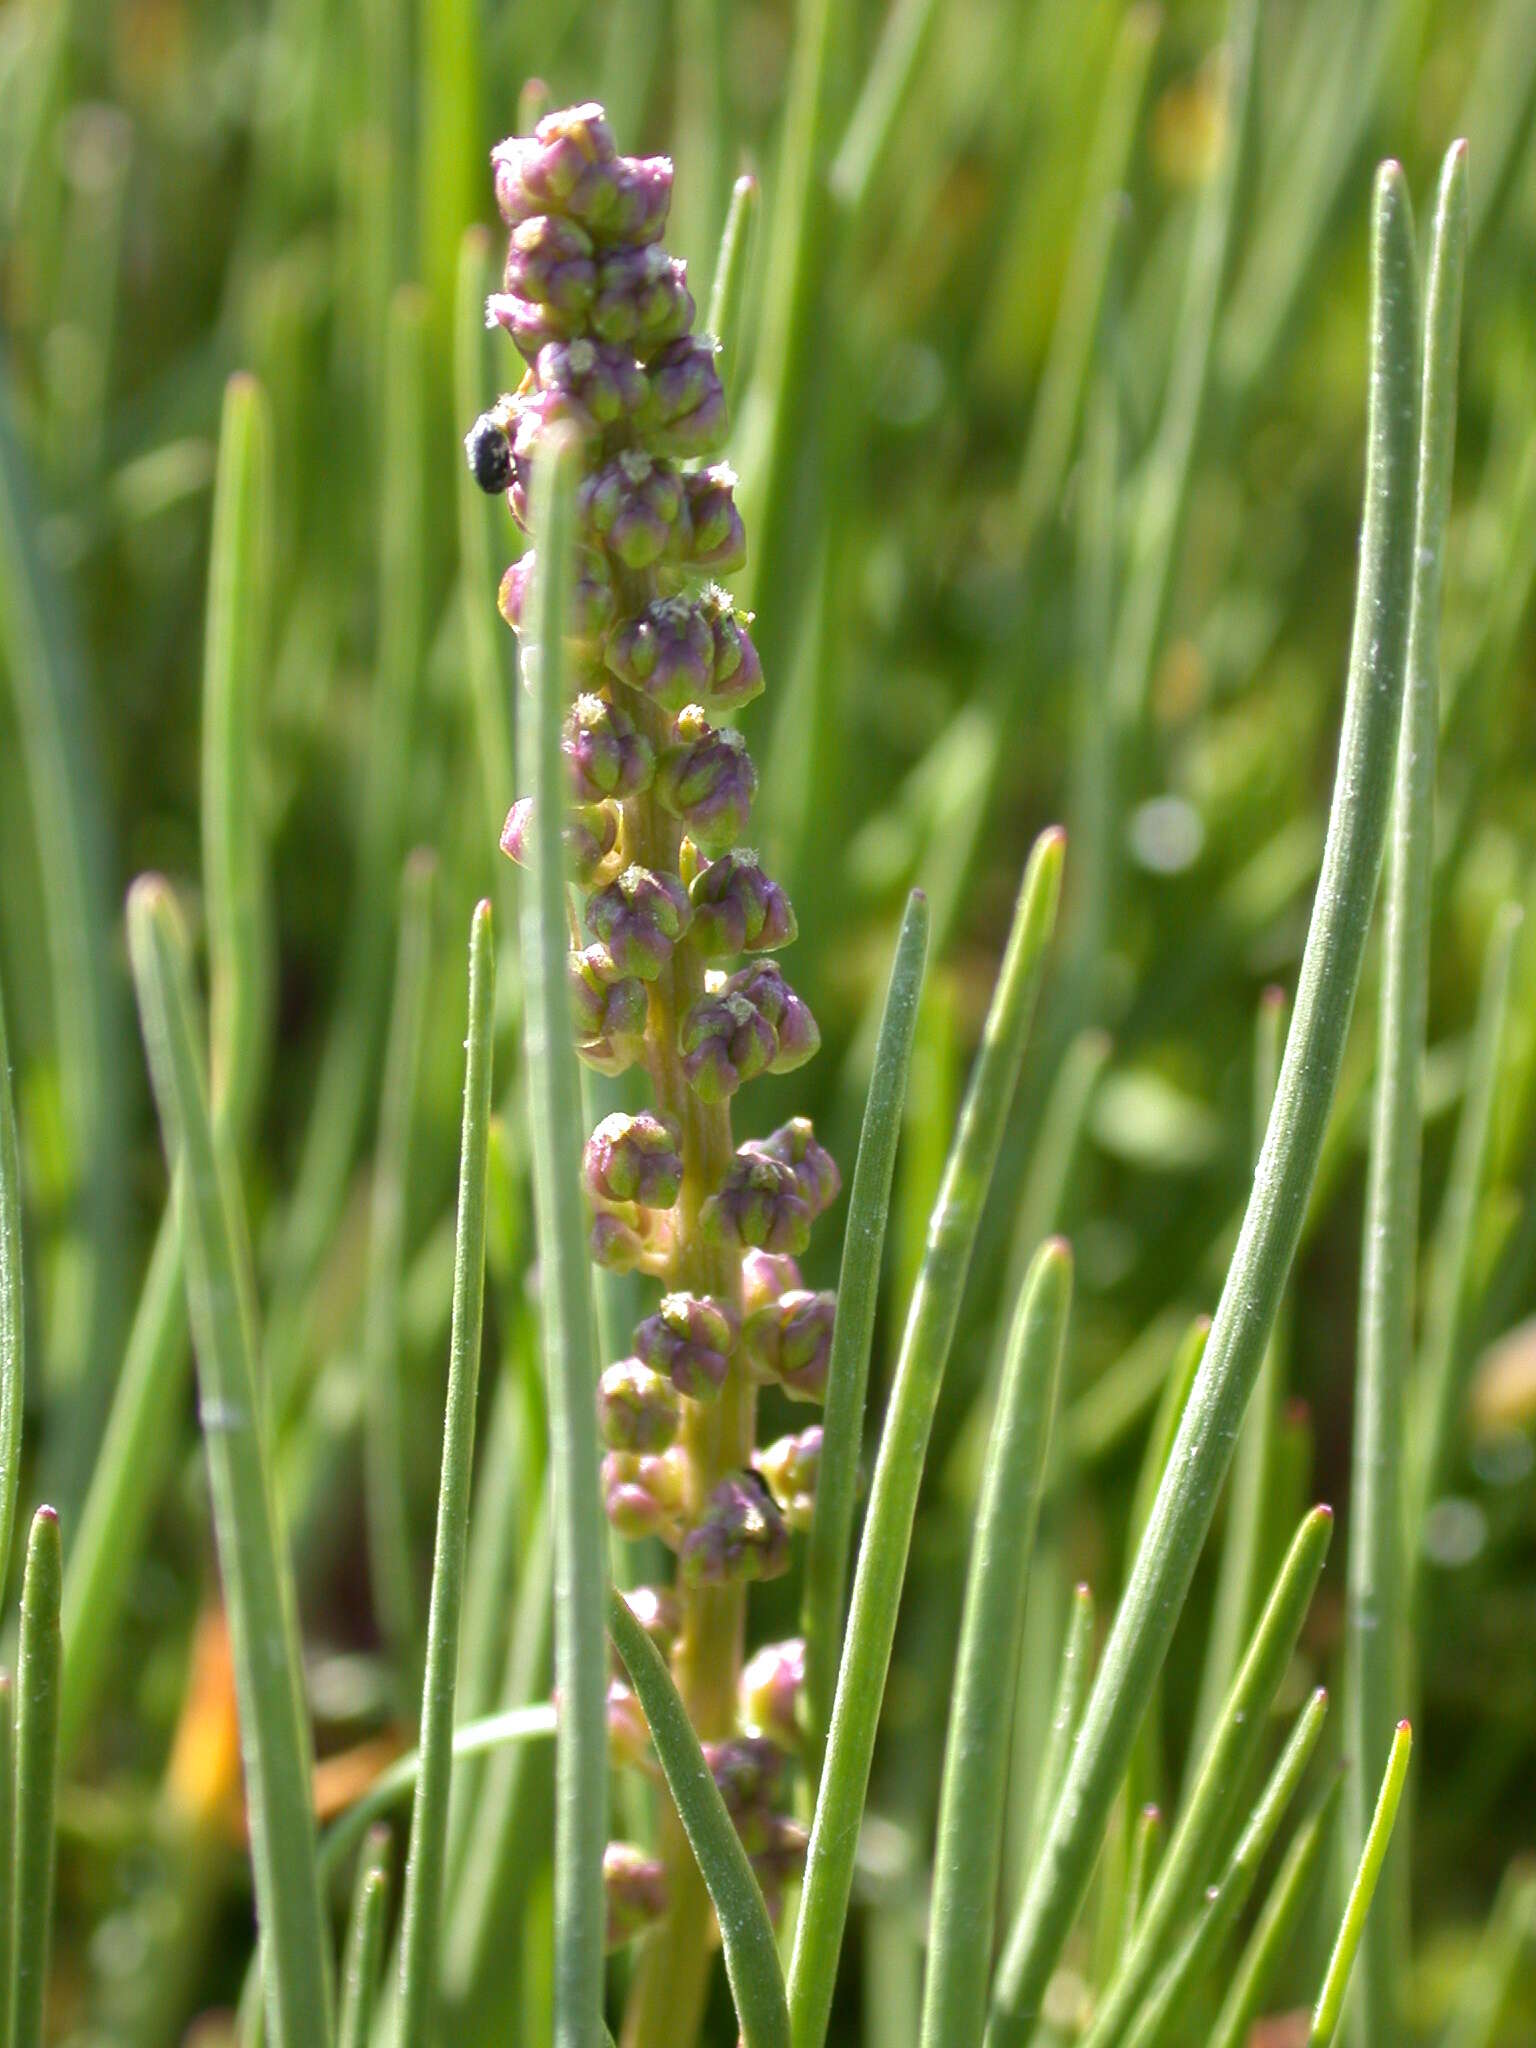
[475,103,832,1954]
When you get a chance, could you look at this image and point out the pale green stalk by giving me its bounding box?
[828,0,942,222]
[127,880,332,2048]
[338,1834,391,2048]
[706,173,759,404]
[801,889,929,1763]
[1025,1583,1095,1873]
[789,827,1063,2048]
[0,979,20,1590]
[396,901,496,2047]
[609,1592,790,2048]
[1345,141,1466,2048]
[11,1508,61,2048]
[1117,1806,1164,1967]
[920,1240,1071,2048]
[516,430,607,2048]
[1206,1778,1341,2048]
[986,162,1421,2043]
[0,1673,12,2048]
[1310,1722,1413,2048]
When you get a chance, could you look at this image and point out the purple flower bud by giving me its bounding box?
[587,864,692,979]
[604,594,715,708]
[499,546,617,654]
[602,1445,689,1541]
[620,1584,681,1654]
[697,585,764,711]
[603,1840,668,1949]
[745,1117,841,1217]
[633,1291,739,1400]
[704,1735,794,1842]
[597,1356,681,1451]
[740,1248,804,1314]
[607,1680,653,1771]
[739,1638,807,1749]
[593,154,674,244]
[700,1152,813,1256]
[563,692,655,801]
[642,336,727,457]
[492,105,617,226]
[688,851,797,958]
[678,990,777,1103]
[679,1472,790,1587]
[583,1110,683,1207]
[502,213,598,315]
[722,959,820,1072]
[742,1289,835,1401]
[567,944,648,1071]
[580,451,691,570]
[500,797,621,887]
[682,465,745,571]
[591,244,695,353]
[656,709,758,848]
[753,1814,810,1924]
[589,1205,667,1273]
[536,337,647,436]
[755,1425,822,1532]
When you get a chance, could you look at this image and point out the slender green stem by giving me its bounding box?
[337,1831,390,2048]
[1118,1806,1164,1967]
[1310,1722,1413,2048]
[789,827,1063,2048]
[920,1240,1072,2048]
[1436,1857,1536,2048]
[516,430,607,2048]
[0,1672,12,2048]
[0,977,20,1590]
[706,172,759,405]
[827,0,941,222]
[396,901,496,2047]
[1206,1779,1341,2048]
[11,1508,62,2048]
[986,162,1421,2043]
[801,889,929,1763]
[609,1591,790,2048]
[1345,141,1466,2048]
[128,879,333,2048]
[1025,1583,1095,1873]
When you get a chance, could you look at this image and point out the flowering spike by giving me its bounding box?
[742,1288,835,1401]
[563,692,655,801]
[739,1637,807,1748]
[586,864,691,979]
[602,1446,689,1542]
[755,1425,822,1532]
[699,1152,812,1255]
[597,1357,682,1451]
[724,959,819,1071]
[688,851,797,958]
[656,709,758,848]
[603,1841,669,1949]
[679,1473,790,1586]
[746,1116,840,1216]
[634,1292,739,1399]
[583,1110,683,1207]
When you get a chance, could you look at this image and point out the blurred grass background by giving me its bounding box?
[1,0,1535,2040]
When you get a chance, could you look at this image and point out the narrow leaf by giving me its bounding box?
[1025,1582,1096,1872]
[1206,1778,1341,2048]
[1309,1722,1413,2047]
[337,1831,390,2048]
[706,172,759,405]
[0,1672,12,2048]
[11,1507,62,2048]
[0,977,21,1586]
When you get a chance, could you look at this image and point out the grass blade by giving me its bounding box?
[516,428,608,2048]
[396,899,496,2045]
[828,0,942,223]
[1024,1581,1096,1874]
[986,161,1421,2042]
[801,888,929,1763]
[0,1672,11,2048]
[1309,1721,1413,2048]
[337,1830,390,2048]
[920,1239,1072,2048]
[0,976,20,1588]
[11,1507,61,2048]
[1118,1805,1164,1967]
[1206,1778,1342,2048]
[789,826,1063,2048]
[706,172,759,406]
[1437,1858,1536,2048]
[608,1590,790,2048]
[127,879,332,2048]
[1345,141,1467,2046]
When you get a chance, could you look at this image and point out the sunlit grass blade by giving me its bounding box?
[127,878,332,2048]
[1346,140,1466,2047]
[1080,1505,1334,2048]
[516,427,608,2048]
[0,1671,12,2048]
[1024,1581,1095,1874]
[11,1507,61,2048]
[337,1829,390,2048]
[1118,1687,1330,2048]
[1207,1777,1341,2048]
[1126,1316,1209,1561]
[789,827,1063,2048]
[396,899,496,2045]
[828,0,941,223]
[0,976,21,1588]
[986,162,1421,2043]
[609,1590,790,2048]
[1436,1857,1536,2048]
[363,850,436,1673]
[801,888,929,1762]
[707,172,759,406]
[1309,1721,1413,2048]
[1117,1804,1163,1967]
[920,1239,1071,2048]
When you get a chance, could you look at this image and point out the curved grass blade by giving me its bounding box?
[1024,1581,1095,1874]
[1345,141,1467,2046]
[1118,1805,1164,1968]
[11,1507,61,2048]
[706,172,759,406]
[789,827,1063,2048]
[609,1590,790,2048]
[0,1671,12,2048]
[127,879,332,2048]
[362,850,436,1673]
[0,976,20,1588]
[396,900,496,2046]
[1309,1721,1413,2048]
[1206,1777,1341,2048]
[516,428,608,2048]
[337,1829,390,2048]
[1119,1688,1330,2048]
[828,0,941,222]
[801,888,929,1762]
[986,162,1421,2043]
[920,1239,1072,2048]
[1081,1505,1334,2048]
